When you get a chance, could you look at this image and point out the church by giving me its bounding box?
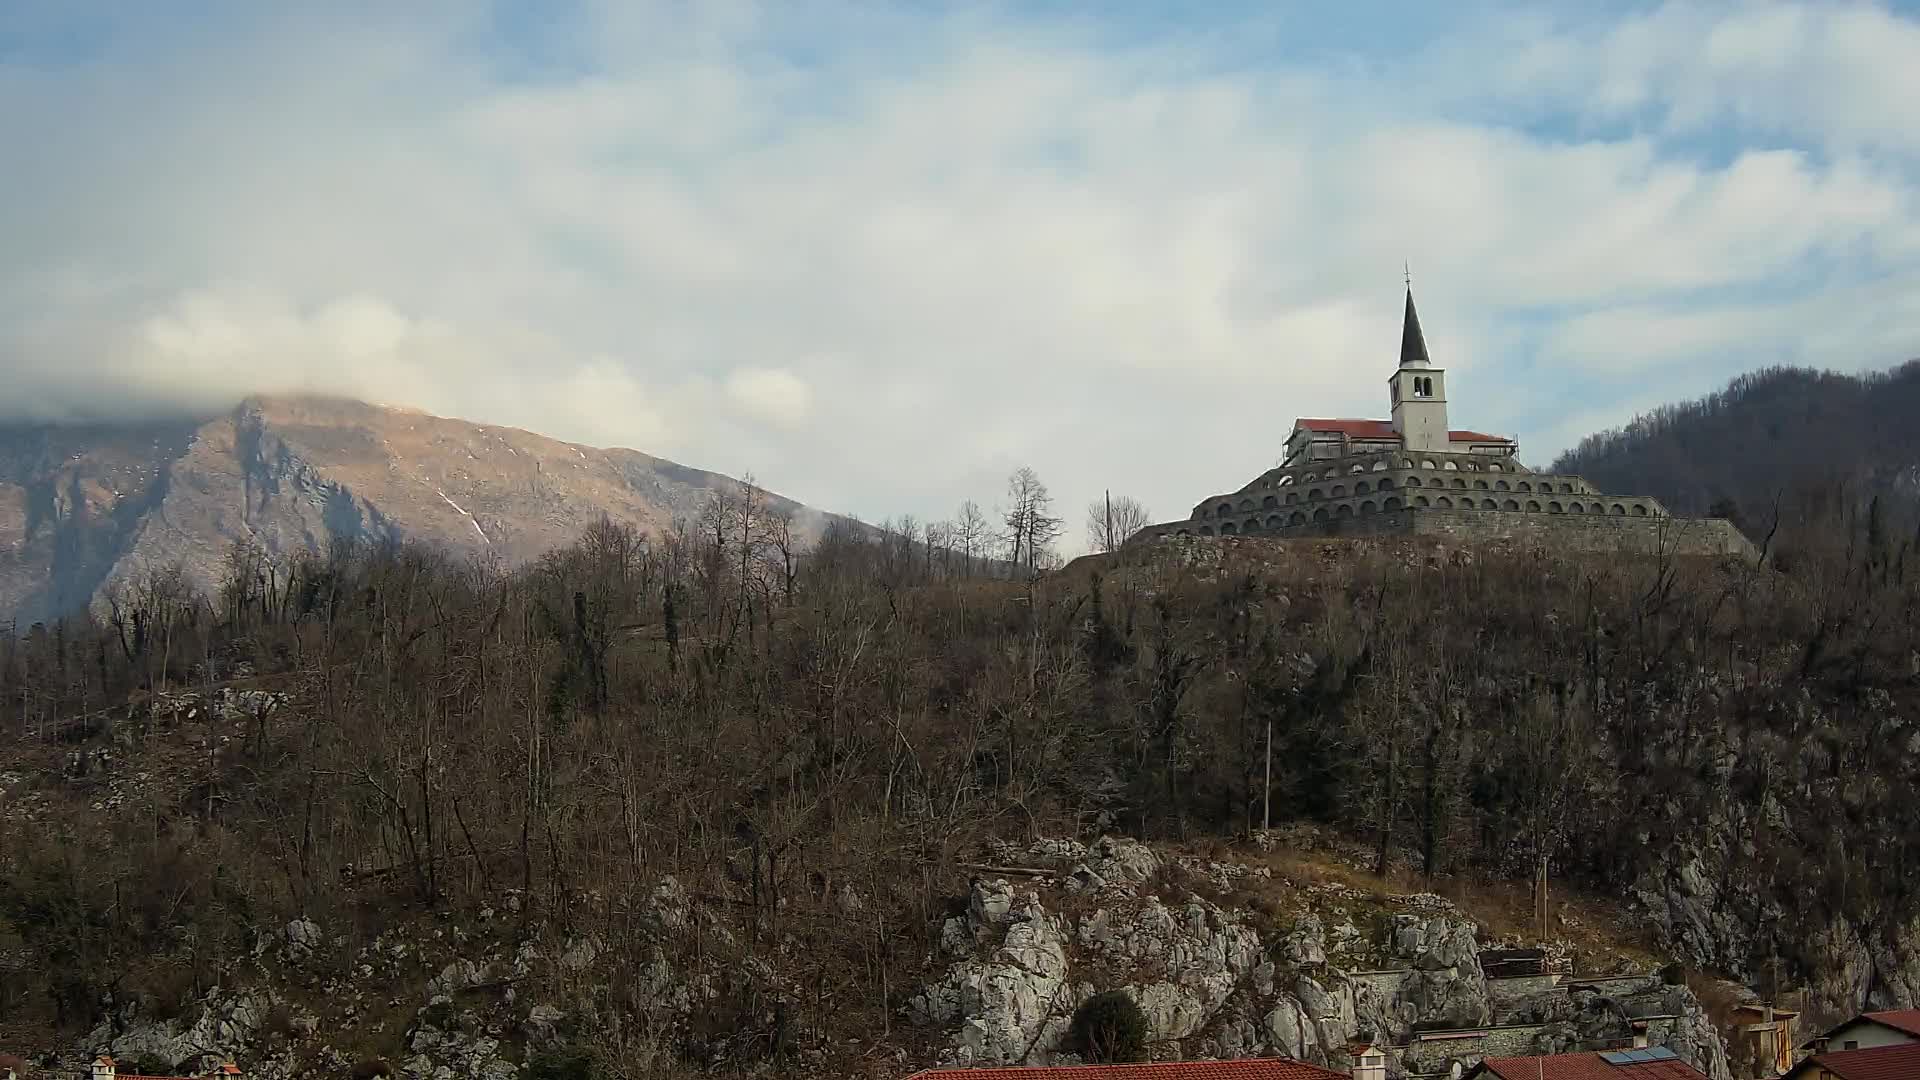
[1130,289,1754,557]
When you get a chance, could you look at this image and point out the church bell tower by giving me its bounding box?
[1389,287,1449,454]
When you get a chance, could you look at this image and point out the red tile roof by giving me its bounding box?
[1291,418,1512,443]
[904,1060,1347,1080]
[1794,1042,1920,1079]
[1473,1050,1707,1080]
[1861,1009,1920,1037]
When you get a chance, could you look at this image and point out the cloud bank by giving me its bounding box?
[3,1,1918,538]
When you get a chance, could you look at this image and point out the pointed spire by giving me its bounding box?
[1399,287,1432,369]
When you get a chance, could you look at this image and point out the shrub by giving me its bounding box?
[525,1047,598,1080]
[1070,990,1150,1064]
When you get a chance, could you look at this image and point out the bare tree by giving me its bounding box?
[1003,467,1063,576]
[1085,493,1153,554]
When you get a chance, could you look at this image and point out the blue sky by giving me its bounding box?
[3,2,1920,542]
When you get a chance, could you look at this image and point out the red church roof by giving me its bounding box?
[904,1060,1347,1080]
[1291,418,1512,444]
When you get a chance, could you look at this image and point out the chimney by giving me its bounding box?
[1632,1021,1650,1049]
[91,1056,117,1080]
[1349,1043,1387,1080]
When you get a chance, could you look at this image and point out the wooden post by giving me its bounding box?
[1262,716,1273,833]
[1537,854,1549,941]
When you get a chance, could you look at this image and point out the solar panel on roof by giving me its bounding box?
[1599,1046,1680,1066]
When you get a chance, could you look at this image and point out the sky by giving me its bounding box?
[4,1,1920,542]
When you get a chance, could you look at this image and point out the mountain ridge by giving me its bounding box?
[0,394,846,625]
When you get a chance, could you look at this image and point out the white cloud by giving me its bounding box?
[725,367,813,429]
[2,1,1919,549]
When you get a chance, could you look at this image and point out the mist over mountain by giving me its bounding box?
[0,394,845,627]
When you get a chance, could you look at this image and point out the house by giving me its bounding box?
[1729,1002,1800,1076]
[88,1057,242,1080]
[1803,1010,1920,1054]
[1781,1041,1920,1079]
[1463,1047,1710,1080]
[902,1055,1359,1080]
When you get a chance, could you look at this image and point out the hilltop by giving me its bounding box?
[3,509,1917,1077]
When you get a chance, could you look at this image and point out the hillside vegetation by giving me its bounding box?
[1552,361,1920,527]
[1,478,1918,1074]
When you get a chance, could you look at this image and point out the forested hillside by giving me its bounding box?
[1551,361,1920,530]
[3,475,1919,1076]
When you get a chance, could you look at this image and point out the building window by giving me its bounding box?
[1218,503,1232,516]
[1263,495,1278,508]
[1361,501,1377,514]
[1221,521,1238,535]
[1527,500,1541,512]
[1356,481,1371,495]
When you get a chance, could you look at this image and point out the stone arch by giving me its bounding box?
[1569,501,1584,514]
[1548,501,1563,513]
[1495,480,1510,491]
[1527,500,1542,512]
[1349,464,1366,475]
[1400,458,1416,468]
[1243,518,1262,533]
[1452,478,1467,489]
[1277,475,1294,486]
[1517,481,1532,492]
[1561,483,1575,493]
[1442,460,1458,470]
[1332,485,1347,497]
[1239,498,1254,511]
[1384,496,1402,511]
[1436,496,1453,508]
[1312,508,1330,522]
[1284,492,1298,505]
[1217,502,1232,516]
[1360,500,1377,514]
[1610,503,1626,515]
[1263,495,1278,509]
[1503,499,1520,511]
[1421,459,1438,470]
[1414,495,1430,507]
[1407,476,1422,487]
[1467,461,1483,471]
[1378,476,1395,490]
[1632,503,1648,516]
[1267,515,1284,529]
[1488,462,1505,472]
[1335,503,1354,518]
[1290,512,1307,526]
[1371,459,1389,471]
[1221,521,1238,535]
[1482,499,1499,510]
[1355,480,1371,495]
[1475,479,1490,490]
